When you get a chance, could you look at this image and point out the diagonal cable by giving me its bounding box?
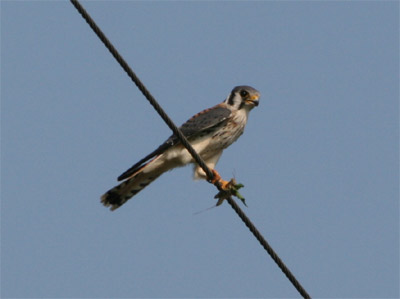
[70,1,311,298]
[226,197,310,298]
[69,0,215,183]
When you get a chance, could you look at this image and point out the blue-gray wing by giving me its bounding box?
[169,104,232,144]
[117,104,231,181]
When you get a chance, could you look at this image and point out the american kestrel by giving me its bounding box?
[101,85,260,210]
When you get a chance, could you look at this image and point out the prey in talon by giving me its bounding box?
[214,178,247,207]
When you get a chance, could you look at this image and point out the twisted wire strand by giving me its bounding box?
[70,1,311,298]
[226,197,310,298]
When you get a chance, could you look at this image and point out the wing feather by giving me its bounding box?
[117,142,171,181]
[117,104,231,181]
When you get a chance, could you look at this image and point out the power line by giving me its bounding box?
[70,1,311,298]
[226,198,310,298]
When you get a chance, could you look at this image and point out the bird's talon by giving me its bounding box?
[208,169,222,184]
[219,179,231,190]
[209,169,230,190]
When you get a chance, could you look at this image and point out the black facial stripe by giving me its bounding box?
[227,92,235,106]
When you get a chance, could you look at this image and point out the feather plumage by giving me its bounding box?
[101,86,260,211]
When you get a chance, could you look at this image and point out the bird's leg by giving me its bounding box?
[209,170,247,207]
[209,169,230,190]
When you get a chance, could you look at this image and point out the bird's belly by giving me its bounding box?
[193,122,245,159]
[164,137,216,165]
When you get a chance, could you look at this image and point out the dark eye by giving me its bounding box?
[240,90,248,97]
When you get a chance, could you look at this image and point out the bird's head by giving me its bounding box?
[224,85,260,110]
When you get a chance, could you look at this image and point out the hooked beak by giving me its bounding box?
[245,94,260,107]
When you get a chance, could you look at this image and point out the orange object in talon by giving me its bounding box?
[219,179,230,190]
[209,169,221,184]
[209,169,230,190]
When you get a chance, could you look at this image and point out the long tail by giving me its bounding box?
[101,161,163,211]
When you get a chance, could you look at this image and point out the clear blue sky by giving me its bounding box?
[2,1,398,298]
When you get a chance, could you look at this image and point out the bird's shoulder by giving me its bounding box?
[179,103,232,136]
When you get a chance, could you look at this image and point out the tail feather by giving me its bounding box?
[101,170,160,211]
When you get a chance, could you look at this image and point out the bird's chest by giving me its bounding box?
[211,120,244,147]
[168,110,248,164]
[202,110,248,153]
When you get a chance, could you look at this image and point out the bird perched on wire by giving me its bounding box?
[101,85,260,211]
